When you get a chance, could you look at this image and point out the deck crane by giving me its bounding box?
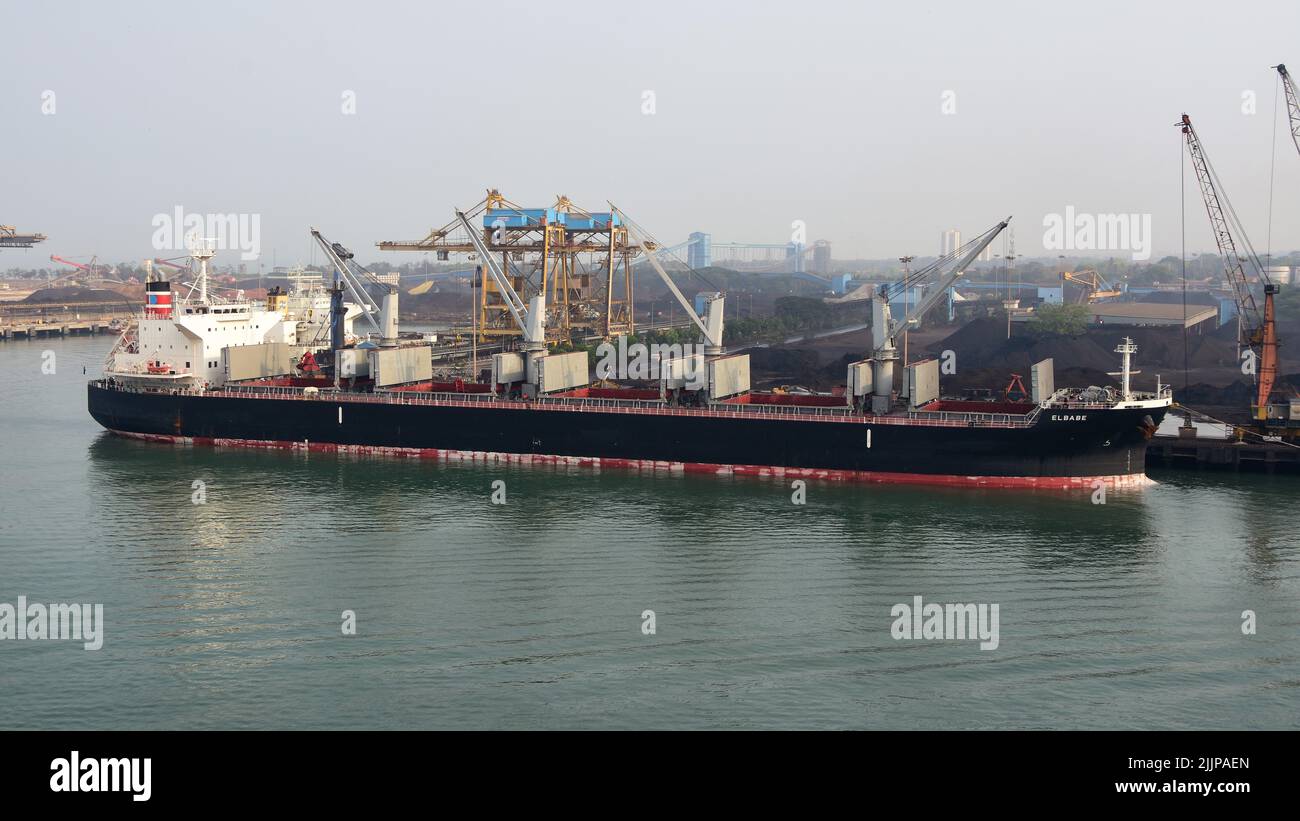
[1177,113,1279,425]
[1277,64,1300,159]
[455,211,546,356]
[868,218,1011,414]
[610,203,725,356]
[454,209,551,395]
[310,228,395,348]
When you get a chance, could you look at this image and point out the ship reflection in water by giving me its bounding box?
[65,429,1297,730]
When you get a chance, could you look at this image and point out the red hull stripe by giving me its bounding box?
[109,430,1155,490]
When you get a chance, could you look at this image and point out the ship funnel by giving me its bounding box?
[145,280,173,318]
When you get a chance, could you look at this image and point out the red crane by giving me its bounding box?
[50,254,98,273]
[1277,64,1300,159]
[45,254,108,288]
[1178,114,1279,425]
[151,257,190,271]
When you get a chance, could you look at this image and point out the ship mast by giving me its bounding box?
[188,236,216,304]
[1110,337,1140,402]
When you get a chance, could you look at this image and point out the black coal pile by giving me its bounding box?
[747,348,822,382]
[22,286,128,304]
[928,318,1242,376]
[401,289,474,319]
[927,318,1116,372]
[1178,373,1300,405]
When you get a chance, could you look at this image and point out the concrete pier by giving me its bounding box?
[1146,433,1300,474]
[0,320,119,340]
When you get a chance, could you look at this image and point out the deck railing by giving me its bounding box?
[91,379,1039,429]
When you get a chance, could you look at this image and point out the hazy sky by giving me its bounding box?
[4,0,1300,271]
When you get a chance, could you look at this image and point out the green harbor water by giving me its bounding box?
[1,335,1297,729]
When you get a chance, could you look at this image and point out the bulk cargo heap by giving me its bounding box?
[89,211,1171,489]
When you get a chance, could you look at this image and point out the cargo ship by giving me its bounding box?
[88,218,1172,489]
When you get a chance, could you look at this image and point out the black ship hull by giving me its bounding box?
[87,383,1165,489]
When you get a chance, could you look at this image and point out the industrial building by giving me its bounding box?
[1263,265,1294,285]
[1089,302,1217,331]
[811,240,832,275]
[686,232,711,269]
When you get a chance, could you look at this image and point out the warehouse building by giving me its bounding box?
[1089,302,1217,332]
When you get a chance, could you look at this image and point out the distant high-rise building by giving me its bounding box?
[687,232,711,269]
[941,229,961,257]
[812,240,832,275]
[977,244,993,263]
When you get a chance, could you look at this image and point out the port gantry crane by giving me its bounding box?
[1277,64,1300,159]
[378,190,637,342]
[0,226,47,249]
[1177,113,1283,432]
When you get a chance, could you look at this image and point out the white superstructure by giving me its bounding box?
[103,242,356,389]
[1041,337,1173,411]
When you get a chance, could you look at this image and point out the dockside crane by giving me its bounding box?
[1177,113,1280,427]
